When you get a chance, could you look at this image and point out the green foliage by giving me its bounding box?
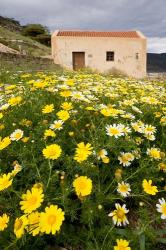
[22,24,49,37]
[35,34,51,47]
[21,24,51,47]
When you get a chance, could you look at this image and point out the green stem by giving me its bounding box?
[46,160,52,188]
[101,225,114,250]
[35,165,41,179]
[124,163,147,182]
[89,221,99,250]
[32,150,41,179]
[104,179,115,194]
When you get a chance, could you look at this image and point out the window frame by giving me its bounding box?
[106,51,115,61]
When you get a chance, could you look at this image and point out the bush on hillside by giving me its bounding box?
[22,24,49,37]
[35,34,51,46]
[22,24,51,47]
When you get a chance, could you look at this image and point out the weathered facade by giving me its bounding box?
[52,30,147,78]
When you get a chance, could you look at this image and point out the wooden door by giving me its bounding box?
[72,52,85,70]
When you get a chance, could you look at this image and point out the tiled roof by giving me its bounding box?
[57,30,141,38]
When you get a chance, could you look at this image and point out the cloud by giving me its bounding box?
[148,37,166,53]
[0,0,165,52]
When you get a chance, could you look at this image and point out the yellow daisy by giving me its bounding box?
[20,187,44,213]
[27,211,40,236]
[142,179,158,195]
[42,104,54,114]
[39,205,65,234]
[0,173,12,191]
[0,214,9,231]
[114,239,131,250]
[14,215,28,238]
[0,136,11,150]
[8,96,22,106]
[44,129,56,139]
[73,176,92,197]
[0,113,3,119]
[61,102,73,111]
[74,142,93,163]
[42,144,62,160]
[56,110,70,121]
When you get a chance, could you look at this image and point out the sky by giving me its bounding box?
[0,0,166,53]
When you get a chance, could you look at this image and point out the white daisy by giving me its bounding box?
[143,125,156,135]
[50,120,64,130]
[10,129,24,141]
[106,124,124,138]
[120,124,132,135]
[118,152,135,166]
[108,203,129,226]
[156,198,166,219]
[144,134,156,141]
[97,149,108,160]
[132,106,142,114]
[117,181,131,197]
[0,103,10,111]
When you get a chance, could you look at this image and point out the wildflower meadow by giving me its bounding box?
[0,71,165,250]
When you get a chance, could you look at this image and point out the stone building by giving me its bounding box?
[51,30,146,78]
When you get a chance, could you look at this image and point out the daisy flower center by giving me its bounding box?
[116,209,125,219]
[48,215,56,225]
[78,181,86,190]
[15,133,22,139]
[162,204,166,215]
[29,196,38,205]
[119,185,128,192]
[54,124,62,129]
[109,128,120,135]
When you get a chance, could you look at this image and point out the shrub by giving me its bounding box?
[35,34,51,46]
[22,24,49,37]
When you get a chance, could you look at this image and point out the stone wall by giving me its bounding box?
[0,52,60,71]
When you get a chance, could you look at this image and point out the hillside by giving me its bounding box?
[0,15,22,32]
[0,26,51,57]
[0,16,51,57]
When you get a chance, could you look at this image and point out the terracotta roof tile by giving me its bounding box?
[57,30,141,38]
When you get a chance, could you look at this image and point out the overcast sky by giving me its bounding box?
[0,0,166,53]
